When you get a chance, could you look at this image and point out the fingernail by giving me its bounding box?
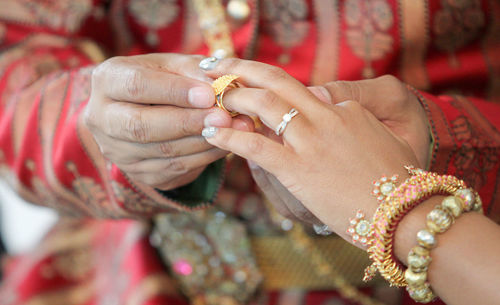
[247,160,259,169]
[199,56,219,71]
[202,127,218,138]
[204,112,226,127]
[189,87,213,108]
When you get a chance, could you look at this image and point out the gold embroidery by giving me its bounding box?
[66,162,120,217]
[128,0,180,46]
[0,0,93,33]
[481,0,500,102]
[262,0,309,63]
[344,0,394,79]
[433,0,485,67]
[43,248,94,280]
[111,180,159,214]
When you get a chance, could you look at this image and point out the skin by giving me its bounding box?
[201,58,500,305]
[84,53,253,190]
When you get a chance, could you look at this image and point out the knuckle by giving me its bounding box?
[158,141,176,157]
[220,58,241,71]
[124,68,146,98]
[92,56,121,83]
[83,104,97,130]
[345,81,362,103]
[178,113,198,136]
[376,75,409,104]
[260,90,280,110]
[124,110,150,143]
[163,158,188,176]
[246,136,264,155]
[266,66,288,81]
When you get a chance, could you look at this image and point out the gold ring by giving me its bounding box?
[211,74,240,116]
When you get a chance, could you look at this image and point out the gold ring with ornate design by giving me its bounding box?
[211,74,240,117]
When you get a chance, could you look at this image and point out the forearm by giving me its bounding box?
[395,196,500,305]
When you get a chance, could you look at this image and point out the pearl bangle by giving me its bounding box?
[405,192,483,303]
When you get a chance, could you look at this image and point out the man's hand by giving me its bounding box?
[84,53,251,191]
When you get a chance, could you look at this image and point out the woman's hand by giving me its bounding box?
[84,53,252,191]
[201,58,420,243]
[246,76,431,225]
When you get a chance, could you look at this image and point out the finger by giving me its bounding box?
[103,103,232,143]
[204,58,324,111]
[223,88,306,133]
[129,166,206,191]
[94,56,214,108]
[203,127,291,176]
[307,86,333,104]
[266,173,323,225]
[118,147,228,177]
[141,53,212,83]
[322,75,409,120]
[248,161,298,221]
[99,135,215,163]
[231,114,255,132]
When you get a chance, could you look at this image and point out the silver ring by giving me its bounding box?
[275,108,299,136]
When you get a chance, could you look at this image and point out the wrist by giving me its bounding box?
[393,195,443,265]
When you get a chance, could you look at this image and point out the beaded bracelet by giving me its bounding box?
[353,167,466,287]
[405,191,483,303]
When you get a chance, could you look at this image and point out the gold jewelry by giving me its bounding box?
[405,192,483,303]
[263,199,386,305]
[211,74,240,116]
[363,167,466,287]
[192,0,235,57]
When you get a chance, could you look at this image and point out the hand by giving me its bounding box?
[310,75,431,168]
[244,76,430,225]
[201,58,420,244]
[84,53,252,191]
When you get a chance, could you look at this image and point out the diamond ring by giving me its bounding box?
[275,108,299,136]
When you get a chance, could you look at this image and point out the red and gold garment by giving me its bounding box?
[0,1,499,305]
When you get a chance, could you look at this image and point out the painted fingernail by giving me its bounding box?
[204,112,226,127]
[199,56,219,71]
[202,127,218,138]
[247,160,259,169]
[188,87,213,108]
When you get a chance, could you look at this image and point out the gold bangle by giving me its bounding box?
[362,167,466,287]
[405,191,483,303]
[211,74,240,116]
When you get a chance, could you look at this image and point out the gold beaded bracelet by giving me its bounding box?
[405,191,483,303]
[360,167,466,287]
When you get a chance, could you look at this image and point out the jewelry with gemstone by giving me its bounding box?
[211,74,240,116]
[199,56,220,71]
[227,0,250,21]
[372,174,398,202]
[364,167,467,287]
[346,210,372,246]
[313,223,333,236]
[275,108,299,136]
